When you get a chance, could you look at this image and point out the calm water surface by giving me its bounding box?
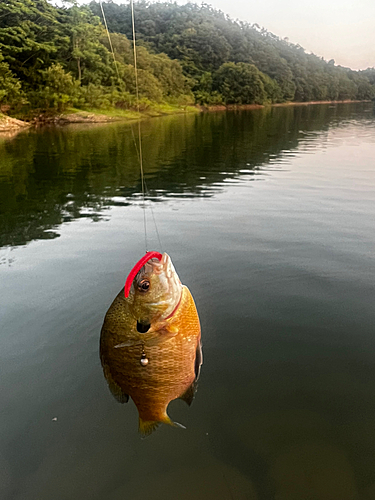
[1,103,375,500]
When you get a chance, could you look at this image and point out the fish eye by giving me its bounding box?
[138,279,150,292]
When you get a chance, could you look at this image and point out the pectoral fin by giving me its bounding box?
[138,419,161,437]
[144,329,179,346]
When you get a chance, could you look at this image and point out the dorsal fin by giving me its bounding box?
[180,380,198,406]
[195,339,203,381]
[180,340,203,406]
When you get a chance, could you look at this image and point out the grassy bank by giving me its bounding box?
[0,103,200,133]
[57,103,199,123]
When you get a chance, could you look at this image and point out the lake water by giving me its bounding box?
[1,103,375,500]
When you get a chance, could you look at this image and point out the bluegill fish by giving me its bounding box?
[100,252,202,436]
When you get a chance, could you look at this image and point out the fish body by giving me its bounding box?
[100,252,202,436]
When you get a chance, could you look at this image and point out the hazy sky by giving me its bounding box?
[173,0,375,70]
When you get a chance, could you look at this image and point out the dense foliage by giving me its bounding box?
[89,1,375,105]
[0,0,192,114]
[0,0,374,115]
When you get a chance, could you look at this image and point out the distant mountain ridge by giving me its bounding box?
[89,1,375,104]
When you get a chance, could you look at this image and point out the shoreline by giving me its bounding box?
[199,99,371,112]
[0,100,371,135]
[0,113,31,134]
[0,105,199,134]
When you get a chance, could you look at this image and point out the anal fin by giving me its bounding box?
[139,419,161,438]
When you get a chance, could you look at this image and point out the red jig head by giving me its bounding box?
[124,251,163,298]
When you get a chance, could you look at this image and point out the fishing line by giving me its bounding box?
[144,178,163,253]
[130,125,148,251]
[130,125,163,253]
[130,0,149,252]
[100,0,162,253]
[99,0,121,82]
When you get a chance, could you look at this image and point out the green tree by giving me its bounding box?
[0,0,68,86]
[194,71,223,104]
[0,51,25,106]
[361,68,375,86]
[37,63,77,111]
[100,32,193,101]
[259,72,282,103]
[65,6,114,86]
[213,62,267,105]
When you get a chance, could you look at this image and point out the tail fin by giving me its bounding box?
[139,414,186,438]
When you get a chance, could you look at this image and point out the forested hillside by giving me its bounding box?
[1,0,375,118]
[89,1,375,105]
[0,0,192,116]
